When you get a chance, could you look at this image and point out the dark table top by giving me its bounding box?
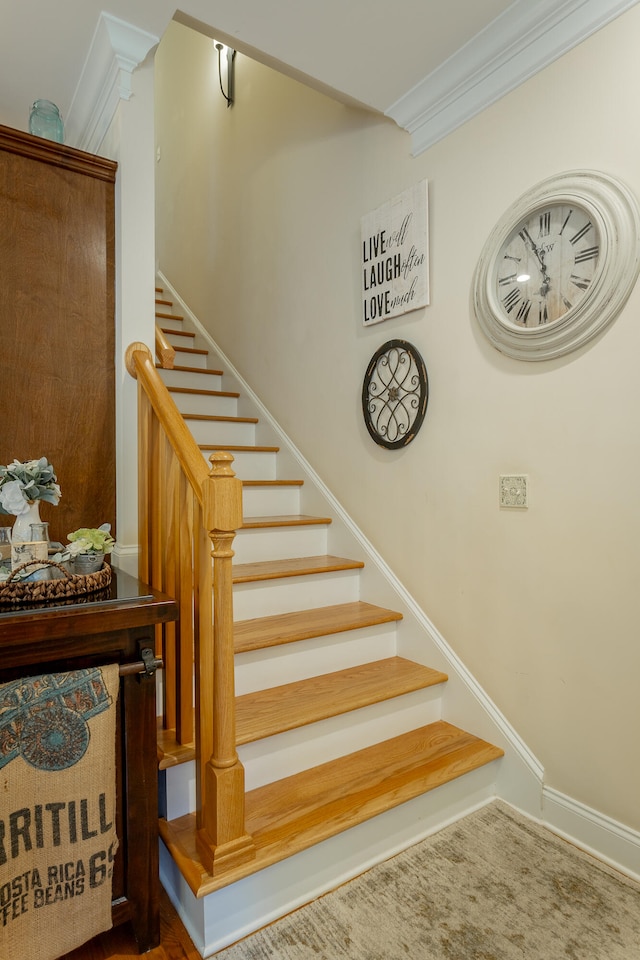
[0,566,178,648]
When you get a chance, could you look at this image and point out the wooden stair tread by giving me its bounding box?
[244,721,501,836]
[235,656,447,744]
[156,310,184,321]
[169,386,239,399]
[157,722,195,770]
[232,554,364,583]
[161,327,195,339]
[183,413,259,423]
[241,514,331,529]
[242,479,304,487]
[234,601,403,653]
[173,345,208,356]
[164,364,225,376]
[159,721,504,896]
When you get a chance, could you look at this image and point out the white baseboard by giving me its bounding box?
[111,543,139,577]
[542,787,640,883]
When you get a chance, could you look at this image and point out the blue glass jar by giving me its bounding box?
[29,100,64,143]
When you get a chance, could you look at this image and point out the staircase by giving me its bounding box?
[150,283,513,956]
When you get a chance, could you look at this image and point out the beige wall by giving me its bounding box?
[155,12,640,832]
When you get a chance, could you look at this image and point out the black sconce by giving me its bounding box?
[214,42,236,108]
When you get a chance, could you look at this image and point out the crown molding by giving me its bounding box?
[65,13,159,154]
[386,0,640,156]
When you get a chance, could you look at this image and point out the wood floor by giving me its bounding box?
[59,887,201,960]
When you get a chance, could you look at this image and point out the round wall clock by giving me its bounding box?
[362,340,428,448]
[473,170,640,361]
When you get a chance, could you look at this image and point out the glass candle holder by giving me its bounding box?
[0,527,11,564]
[30,521,50,544]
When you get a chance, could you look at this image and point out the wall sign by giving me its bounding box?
[361,181,429,326]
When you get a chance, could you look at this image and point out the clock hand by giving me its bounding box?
[521,227,551,287]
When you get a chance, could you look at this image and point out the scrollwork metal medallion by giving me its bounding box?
[362,340,428,449]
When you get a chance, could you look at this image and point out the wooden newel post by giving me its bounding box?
[196,452,256,875]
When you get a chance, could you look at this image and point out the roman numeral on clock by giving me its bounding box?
[574,245,599,264]
[503,288,521,313]
[539,212,551,236]
[519,227,535,248]
[570,274,591,290]
[559,210,573,234]
[516,299,532,324]
[570,221,593,245]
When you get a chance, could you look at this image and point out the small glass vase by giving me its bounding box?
[30,521,50,545]
[0,527,11,566]
[29,100,64,143]
[12,500,42,543]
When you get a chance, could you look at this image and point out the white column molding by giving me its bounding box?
[65,13,159,154]
[386,0,640,156]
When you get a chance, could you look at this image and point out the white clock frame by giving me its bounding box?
[473,170,640,361]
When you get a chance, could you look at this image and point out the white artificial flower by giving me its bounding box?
[0,480,30,516]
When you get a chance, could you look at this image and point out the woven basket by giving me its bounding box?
[0,559,112,606]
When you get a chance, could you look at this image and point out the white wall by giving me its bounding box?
[155,11,640,833]
[97,57,158,573]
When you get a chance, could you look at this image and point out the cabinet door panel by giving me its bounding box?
[0,125,117,544]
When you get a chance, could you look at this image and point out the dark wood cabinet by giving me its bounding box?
[0,569,178,952]
[0,124,117,545]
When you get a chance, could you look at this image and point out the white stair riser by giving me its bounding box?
[242,484,301,516]
[234,622,398,696]
[186,418,256,447]
[161,763,196,822]
[160,770,500,958]
[177,393,239,418]
[239,687,444,790]
[164,331,197,348]
[157,317,184,332]
[169,392,233,418]
[232,569,361,620]
[160,684,442,819]
[204,449,278,480]
[160,369,223,391]
[234,524,329,564]
[173,348,208,369]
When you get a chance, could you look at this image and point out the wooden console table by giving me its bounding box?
[0,567,178,953]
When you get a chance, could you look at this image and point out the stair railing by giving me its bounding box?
[125,341,256,875]
[155,323,176,368]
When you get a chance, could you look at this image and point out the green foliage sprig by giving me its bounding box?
[0,457,61,515]
[67,523,115,554]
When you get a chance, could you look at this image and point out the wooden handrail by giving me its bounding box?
[155,324,176,369]
[126,341,255,876]
[126,341,207,497]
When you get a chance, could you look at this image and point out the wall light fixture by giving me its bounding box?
[214,42,236,108]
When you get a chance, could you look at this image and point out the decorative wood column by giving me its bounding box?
[196,452,256,875]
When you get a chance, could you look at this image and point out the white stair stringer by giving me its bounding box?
[156,273,544,955]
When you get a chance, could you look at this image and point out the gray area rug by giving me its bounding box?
[217,801,640,959]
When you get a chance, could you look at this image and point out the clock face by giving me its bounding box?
[473,170,640,361]
[496,203,600,328]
